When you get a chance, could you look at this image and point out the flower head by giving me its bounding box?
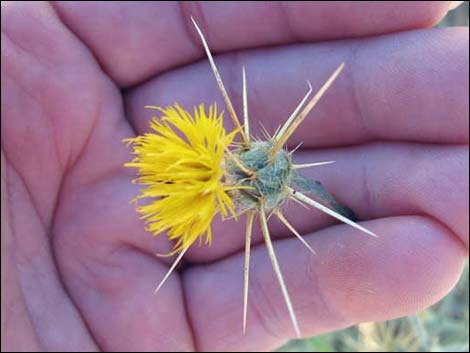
[125,103,237,253]
[125,18,378,338]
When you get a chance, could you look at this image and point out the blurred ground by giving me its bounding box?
[279,4,469,352]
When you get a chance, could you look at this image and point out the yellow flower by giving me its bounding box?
[124,18,378,338]
[125,103,238,253]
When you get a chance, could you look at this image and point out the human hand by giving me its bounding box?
[1,2,468,351]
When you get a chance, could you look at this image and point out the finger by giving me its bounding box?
[183,216,467,351]
[183,143,468,262]
[126,27,469,149]
[293,143,470,247]
[53,1,453,86]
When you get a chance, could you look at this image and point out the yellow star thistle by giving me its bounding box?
[125,17,378,338]
[125,103,238,253]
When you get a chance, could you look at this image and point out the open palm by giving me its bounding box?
[2,2,468,351]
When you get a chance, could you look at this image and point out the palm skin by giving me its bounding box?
[1,2,468,352]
